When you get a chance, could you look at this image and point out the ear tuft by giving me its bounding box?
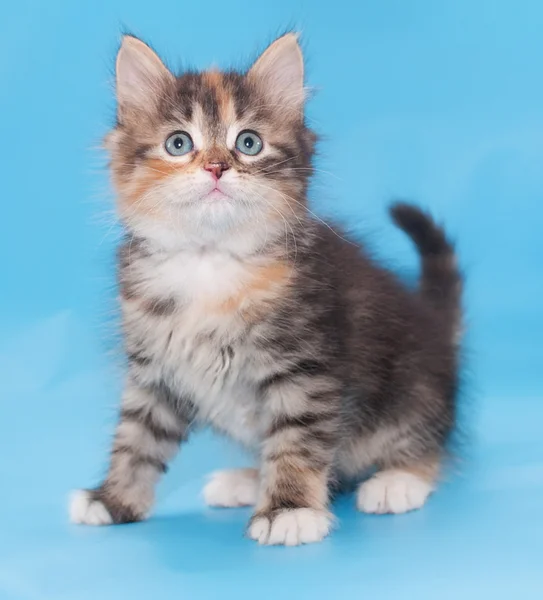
[248,33,305,113]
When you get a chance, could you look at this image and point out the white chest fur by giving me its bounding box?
[123,248,267,448]
[145,249,250,303]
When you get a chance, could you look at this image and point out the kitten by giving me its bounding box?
[69,33,462,545]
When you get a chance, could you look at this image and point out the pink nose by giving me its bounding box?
[204,162,230,180]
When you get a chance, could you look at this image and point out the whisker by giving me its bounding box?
[246,185,300,262]
[258,167,342,181]
[249,154,301,176]
[252,180,357,248]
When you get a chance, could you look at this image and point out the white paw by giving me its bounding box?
[203,469,259,507]
[69,490,113,525]
[249,508,332,546]
[357,470,434,514]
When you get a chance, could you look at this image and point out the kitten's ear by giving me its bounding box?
[248,33,305,113]
[115,35,173,117]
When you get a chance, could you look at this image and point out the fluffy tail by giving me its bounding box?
[390,202,462,341]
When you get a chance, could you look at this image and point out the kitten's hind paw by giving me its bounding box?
[203,469,258,507]
[357,469,434,514]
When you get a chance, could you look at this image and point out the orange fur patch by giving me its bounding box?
[121,158,184,209]
[137,157,180,183]
[202,70,235,123]
[212,261,292,318]
[202,70,223,89]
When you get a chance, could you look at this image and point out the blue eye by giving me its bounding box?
[165,131,193,156]
[235,130,263,156]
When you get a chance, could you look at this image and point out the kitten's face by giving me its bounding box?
[107,34,315,248]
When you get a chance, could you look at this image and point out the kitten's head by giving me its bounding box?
[107,33,316,249]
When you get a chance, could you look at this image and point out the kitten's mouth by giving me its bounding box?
[204,187,231,201]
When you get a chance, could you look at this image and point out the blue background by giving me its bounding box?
[1,1,542,598]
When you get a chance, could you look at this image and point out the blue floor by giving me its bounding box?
[1,1,542,598]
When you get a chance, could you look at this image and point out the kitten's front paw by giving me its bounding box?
[69,490,113,525]
[248,508,332,546]
[69,489,141,525]
[203,469,259,507]
[357,470,434,514]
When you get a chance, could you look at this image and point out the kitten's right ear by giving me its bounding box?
[115,36,173,117]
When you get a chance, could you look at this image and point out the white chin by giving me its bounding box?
[192,198,245,229]
[204,190,230,202]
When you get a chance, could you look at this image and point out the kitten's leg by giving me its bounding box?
[203,468,259,507]
[69,381,191,525]
[248,376,340,546]
[357,458,439,515]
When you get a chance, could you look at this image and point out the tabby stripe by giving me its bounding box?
[144,297,176,317]
[268,492,309,512]
[92,487,139,524]
[267,448,330,471]
[224,73,250,118]
[112,445,168,473]
[307,389,339,405]
[127,351,151,366]
[134,144,152,160]
[268,411,331,436]
[267,447,313,462]
[274,143,298,163]
[120,407,183,444]
[153,383,196,424]
[305,428,337,448]
[251,156,289,176]
[260,359,326,391]
[201,85,220,121]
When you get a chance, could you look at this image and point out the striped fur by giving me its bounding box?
[71,34,463,544]
[89,382,191,522]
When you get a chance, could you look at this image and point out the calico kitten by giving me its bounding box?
[69,33,462,545]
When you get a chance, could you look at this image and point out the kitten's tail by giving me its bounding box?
[390,202,462,342]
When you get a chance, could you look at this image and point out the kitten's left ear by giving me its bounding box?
[248,33,305,113]
[115,35,174,118]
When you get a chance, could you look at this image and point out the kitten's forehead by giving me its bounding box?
[159,69,294,139]
[163,71,247,125]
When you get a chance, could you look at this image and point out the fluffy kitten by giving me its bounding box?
[69,33,462,545]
